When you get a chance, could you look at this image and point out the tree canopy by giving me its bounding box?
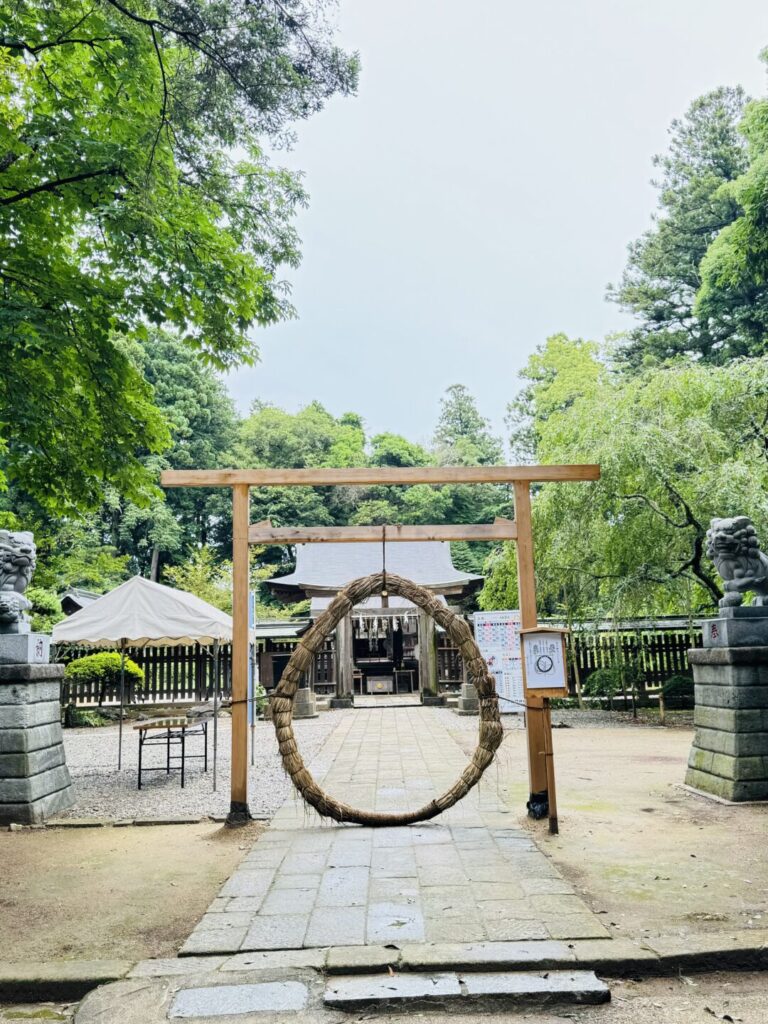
[0,0,358,509]
[482,335,768,619]
[697,51,768,357]
[609,87,749,368]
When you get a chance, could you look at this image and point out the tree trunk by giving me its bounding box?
[150,544,161,581]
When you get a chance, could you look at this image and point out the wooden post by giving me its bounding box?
[333,615,354,707]
[228,483,250,825]
[418,609,438,696]
[543,701,559,834]
[514,481,549,818]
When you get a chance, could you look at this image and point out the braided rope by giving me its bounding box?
[270,572,503,826]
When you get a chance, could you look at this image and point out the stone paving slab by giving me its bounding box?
[181,707,609,956]
[169,980,309,1017]
[323,969,610,1011]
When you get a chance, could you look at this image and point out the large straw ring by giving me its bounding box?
[270,573,503,826]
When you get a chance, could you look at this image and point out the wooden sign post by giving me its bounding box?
[161,464,599,825]
[520,626,570,834]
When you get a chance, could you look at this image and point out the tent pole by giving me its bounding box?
[212,639,220,792]
[118,639,126,771]
[250,639,256,767]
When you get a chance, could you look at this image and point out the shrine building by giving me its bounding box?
[261,541,481,702]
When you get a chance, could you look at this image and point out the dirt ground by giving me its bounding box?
[0,821,262,963]
[4,717,768,968]
[483,723,768,941]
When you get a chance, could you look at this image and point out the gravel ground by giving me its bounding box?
[57,711,344,821]
[56,703,690,822]
[435,705,693,731]
[552,706,694,728]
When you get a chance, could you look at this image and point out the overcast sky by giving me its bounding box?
[225,0,768,449]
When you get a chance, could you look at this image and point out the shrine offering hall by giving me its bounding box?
[258,542,481,702]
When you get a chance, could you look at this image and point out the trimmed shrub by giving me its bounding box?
[662,674,694,710]
[582,667,621,700]
[65,652,144,705]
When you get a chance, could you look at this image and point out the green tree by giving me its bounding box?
[506,334,603,462]
[164,545,232,612]
[370,433,430,467]
[433,384,504,466]
[484,336,768,618]
[0,1,358,509]
[106,330,239,576]
[698,54,768,356]
[432,384,509,573]
[609,87,749,367]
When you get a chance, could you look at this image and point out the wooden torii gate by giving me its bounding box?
[161,464,600,824]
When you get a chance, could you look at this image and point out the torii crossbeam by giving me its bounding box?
[161,464,600,824]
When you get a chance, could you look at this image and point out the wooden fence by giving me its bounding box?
[570,627,701,690]
[55,643,232,707]
[55,622,702,706]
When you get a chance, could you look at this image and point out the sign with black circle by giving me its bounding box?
[520,627,569,696]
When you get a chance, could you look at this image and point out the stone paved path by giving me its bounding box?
[182,708,609,955]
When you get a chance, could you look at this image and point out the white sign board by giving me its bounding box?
[522,631,568,691]
[473,610,524,714]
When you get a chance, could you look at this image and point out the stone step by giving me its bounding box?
[323,969,610,1011]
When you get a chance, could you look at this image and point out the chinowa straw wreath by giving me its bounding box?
[270,572,504,826]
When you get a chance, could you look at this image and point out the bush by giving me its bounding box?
[254,682,267,715]
[582,667,621,700]
[662,674,694,710]
[63,706,110,728]
[65,651,144,704]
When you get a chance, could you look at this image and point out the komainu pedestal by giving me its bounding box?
[0,663,75,823]
[685,609,768,802]
[0,529,74,823]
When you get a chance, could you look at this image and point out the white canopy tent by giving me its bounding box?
[53,576,251,785]
[52,575,236,648]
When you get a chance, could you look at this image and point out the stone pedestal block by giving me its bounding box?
[0,663,75,824]
[685,644,768,802]
[702,612,768,649]
[456,682,479,716]
[292,687,318,719]
[0,632,51,665]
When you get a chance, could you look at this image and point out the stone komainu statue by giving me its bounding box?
[706,516,768,608]
[0,530,36,628]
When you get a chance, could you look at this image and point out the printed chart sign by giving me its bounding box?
[473,610,524,714]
